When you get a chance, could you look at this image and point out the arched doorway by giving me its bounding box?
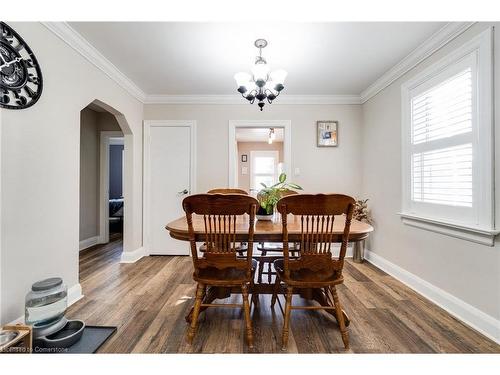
[78,99,134,274]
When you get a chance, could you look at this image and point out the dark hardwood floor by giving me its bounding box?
[70,236,500,353]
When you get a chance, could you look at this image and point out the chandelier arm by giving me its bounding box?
[241,89,255,99]
[264,88,280,104]
[264,88,276,96]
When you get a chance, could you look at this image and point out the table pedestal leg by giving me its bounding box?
[185,286,232,323]
[311,288,350,327]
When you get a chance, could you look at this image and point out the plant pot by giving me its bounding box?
[257,207,274,221]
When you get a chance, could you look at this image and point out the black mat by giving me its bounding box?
[34,325,117,354]
[63,325,116,353]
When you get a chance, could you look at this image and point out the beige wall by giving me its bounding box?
[144,104,363,196]
[79,108,99,241]
[79,108,121,241]
[237,141,284,192]
[0,22,143,324]
[361,23,500,322]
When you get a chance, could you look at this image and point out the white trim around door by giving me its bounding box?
[143,120,197,255]
[228,120,292,188]
[99,131,124,245]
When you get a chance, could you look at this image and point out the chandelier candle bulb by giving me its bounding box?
[234,72,251,92]
[270,69,288,85]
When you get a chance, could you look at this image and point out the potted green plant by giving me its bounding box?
[256,173,303,220]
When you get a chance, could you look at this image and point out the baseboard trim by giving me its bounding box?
[334,244,353,258]
[79,236,100,251]
[67,283,84,306]
[7,283,84,326]
[120,246,145,263]
[364,249,500,344]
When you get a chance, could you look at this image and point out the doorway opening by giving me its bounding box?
[239,131,284,194]
[106,134,124,239]
[228,120,291,195]
[79,101,126,263]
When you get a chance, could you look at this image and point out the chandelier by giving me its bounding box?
[234,39,287,111]
[268,128,275,144]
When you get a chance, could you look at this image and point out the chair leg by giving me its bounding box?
[281,286,293,351]
[331,285,349,349]
[270,275,280,308]
[267,261,273,283]
[257,250,266,284]
[241,283,254,348]
[187,283,205,344]
[250,275,259,307]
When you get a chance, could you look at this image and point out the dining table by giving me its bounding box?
[166,213,374,324]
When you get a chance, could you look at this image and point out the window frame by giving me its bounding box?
[400,28,496,245]
[249,150,280,192]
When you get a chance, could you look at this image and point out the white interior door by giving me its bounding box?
[145,121,195,255]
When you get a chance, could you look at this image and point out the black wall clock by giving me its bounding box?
[0,22,43,110]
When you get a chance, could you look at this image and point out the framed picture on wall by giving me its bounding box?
[317,121,338,147]
[241,154,248,162]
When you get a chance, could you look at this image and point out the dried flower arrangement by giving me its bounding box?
[353,198,372,224]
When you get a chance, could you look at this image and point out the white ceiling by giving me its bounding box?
[68,22,446,96]
[236,128,284,142]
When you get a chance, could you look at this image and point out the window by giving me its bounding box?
[401,29,495,245]
[411,67,473,209]
[250,151,279,191]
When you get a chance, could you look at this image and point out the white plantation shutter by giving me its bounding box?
[412,144,472,207]
[401,29,494,242]
[410,68,473,208]
[411,69,472,145]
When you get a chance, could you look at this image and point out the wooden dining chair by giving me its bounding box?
[207,188,248,194]
[182,193,258,348]
[271,194,355,350]
[199,189,249,256]
[256,189,300,284]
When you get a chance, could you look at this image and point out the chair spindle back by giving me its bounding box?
[183,194,258,277]
[277,194,355,278]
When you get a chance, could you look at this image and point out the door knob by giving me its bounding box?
[178,189,189,195]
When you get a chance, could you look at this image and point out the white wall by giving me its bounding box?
[361,23,500,327]
[144,104,363,196]
[0,22,143,324]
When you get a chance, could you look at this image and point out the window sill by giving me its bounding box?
[398,213,499,246]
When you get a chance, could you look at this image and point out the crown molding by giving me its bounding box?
[144,94,362,105]
[41,22,146,103]
[42,21,474,106]
[360,22,475,104]
[39,22,359,106]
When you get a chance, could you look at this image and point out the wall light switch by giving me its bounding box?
[242,166,248,175]
[294,167,300,176]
